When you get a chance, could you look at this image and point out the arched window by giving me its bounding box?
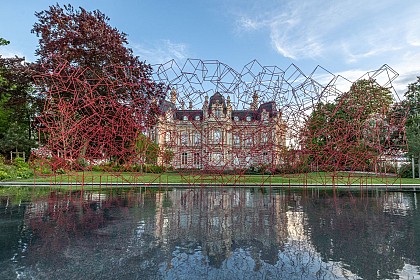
[246,116,252,122]
[183,115,188,121]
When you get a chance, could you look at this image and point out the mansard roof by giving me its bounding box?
[175,110,203,121]
[160,93,278,121]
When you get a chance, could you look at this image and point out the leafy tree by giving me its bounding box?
[303,79,394,171]
[136,134,159,165]
[0,38,38,157]
[403,77,420,160]
[31,5,167,166]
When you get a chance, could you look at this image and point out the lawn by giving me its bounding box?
[11,170,420,186]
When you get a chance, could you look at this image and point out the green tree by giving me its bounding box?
[403,77,420,161]
[0,38,38,158]
[136,134,159,164]
[303,79,394,171]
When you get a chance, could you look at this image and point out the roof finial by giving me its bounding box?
[170,88,177,104]
[251,91,259,110]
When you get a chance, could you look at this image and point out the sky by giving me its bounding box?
[1,0,420,98]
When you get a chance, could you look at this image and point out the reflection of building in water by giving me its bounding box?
[152,189,291,266]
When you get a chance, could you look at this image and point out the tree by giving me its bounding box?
[0,38,38,158]
[31,5,167,169]
[303,79,394,171]
[402,77,420,177]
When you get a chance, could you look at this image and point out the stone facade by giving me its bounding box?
[148,90,286,170]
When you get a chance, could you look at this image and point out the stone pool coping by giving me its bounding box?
[2,181,420,190]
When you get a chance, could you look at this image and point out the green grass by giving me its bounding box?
[9,170,420,185]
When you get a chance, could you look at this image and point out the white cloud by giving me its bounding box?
[130,39,189,65]
[235,0,420,64]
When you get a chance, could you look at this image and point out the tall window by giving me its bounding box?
[181,152,188,165]
[214,108,221,118]
[165,132,171,144]
[193,153,200,165]
[194,132,201,145]
[214,130,221,143]
[262,133,268,143]
[181,132,188,145]
[233,134,240,145]
[245,134,252,146]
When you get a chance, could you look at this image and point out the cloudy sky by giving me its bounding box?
[1,0,419,97]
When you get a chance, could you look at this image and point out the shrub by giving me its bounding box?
[399,163,418,178]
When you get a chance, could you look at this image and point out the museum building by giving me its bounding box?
[148,89,286,170]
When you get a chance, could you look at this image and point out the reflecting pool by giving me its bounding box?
[1,187,420,279]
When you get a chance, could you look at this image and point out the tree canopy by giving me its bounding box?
[31,5,167,169]
[303,79,394,171]
[0,38,37,157]
[403,76,420,159]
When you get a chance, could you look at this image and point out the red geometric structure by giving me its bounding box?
[31,58,406,185]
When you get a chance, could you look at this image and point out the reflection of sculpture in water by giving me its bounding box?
[10,189,420,279]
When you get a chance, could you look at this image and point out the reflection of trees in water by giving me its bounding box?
[306,190,420,280]
[7,188,420,279]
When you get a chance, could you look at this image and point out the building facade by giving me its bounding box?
[149,90,286,170]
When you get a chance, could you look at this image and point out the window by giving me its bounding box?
[262,133,268,143]
[233,156,240,166]
[214,130,221,143]
[181,132,188,145]
[245,156,252,167]
[195,115,200,121]
[183,115,188,121]
[150,130,155,142]
[194,132,201,145]
[165,132,171,144]
[193,153,200,165]
[262,113,268,122]
[233,116,239,121]
[263,152,269,163]
[181,152,188,165]
[246,116,252,122]
[212,153,222,166]
[214,108,221,118]
[245,134,252,146]
[233,135,240,145]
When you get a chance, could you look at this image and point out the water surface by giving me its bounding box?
[1,187,420,279]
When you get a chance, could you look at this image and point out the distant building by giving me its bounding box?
[148,89,286,170]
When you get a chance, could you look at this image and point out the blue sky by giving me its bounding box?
[1,0,420,96]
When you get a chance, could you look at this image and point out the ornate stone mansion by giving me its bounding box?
[148,89,286,170]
